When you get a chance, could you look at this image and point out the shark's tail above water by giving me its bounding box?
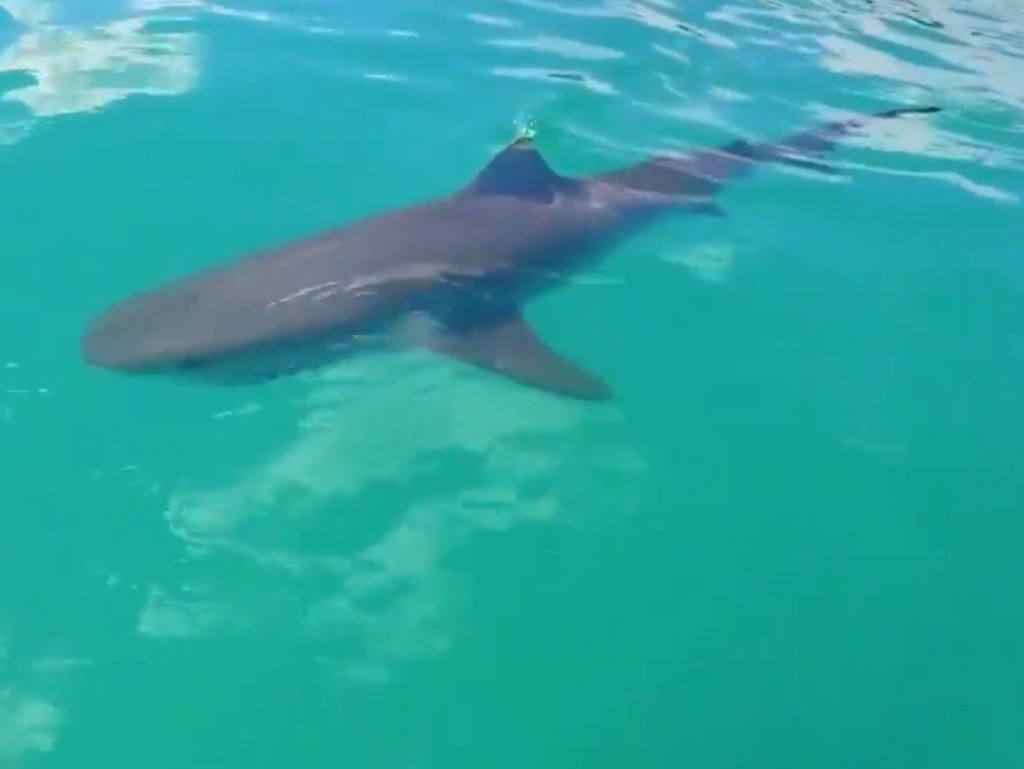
[594,104,943,199]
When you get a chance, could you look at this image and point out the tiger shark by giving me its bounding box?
[81,104,940,400]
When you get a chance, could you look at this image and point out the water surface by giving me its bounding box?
[1,0,1022,767]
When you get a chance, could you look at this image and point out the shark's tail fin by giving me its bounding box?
[876,105,943,118]
[759,104,942,174]
[592,104,942,198]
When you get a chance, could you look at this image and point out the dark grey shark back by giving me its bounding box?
[80,103,942,400]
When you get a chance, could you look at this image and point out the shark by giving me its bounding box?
[80,104,941,400]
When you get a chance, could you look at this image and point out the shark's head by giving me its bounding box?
[81,298,179,375]
[81,289,375,385]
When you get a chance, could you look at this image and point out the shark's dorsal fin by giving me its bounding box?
[460,137,575,203]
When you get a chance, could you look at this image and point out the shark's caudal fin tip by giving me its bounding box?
[877,104,942,119]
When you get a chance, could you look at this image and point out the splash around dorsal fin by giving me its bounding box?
[459,136,577,203]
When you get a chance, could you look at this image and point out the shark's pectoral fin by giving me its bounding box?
[425,309,611,401]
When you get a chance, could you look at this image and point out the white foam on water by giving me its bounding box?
[0,0,199,142]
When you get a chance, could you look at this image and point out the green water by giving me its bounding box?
[2,0,1023,766]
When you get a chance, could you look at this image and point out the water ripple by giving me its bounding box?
[492,66,618,96]
[108,5,1022,663]
[0,0,196,137]
[487,34,624,62]
[8,0,1021,708]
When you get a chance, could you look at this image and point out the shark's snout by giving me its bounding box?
[80,293,188,374]
[80,310,148,372]
[80,281,211,373]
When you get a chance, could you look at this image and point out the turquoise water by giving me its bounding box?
[2,0,1023,766]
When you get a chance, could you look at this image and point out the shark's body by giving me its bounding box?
[81,105,940,400]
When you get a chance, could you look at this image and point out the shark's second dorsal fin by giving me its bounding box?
[460,137,575,203]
